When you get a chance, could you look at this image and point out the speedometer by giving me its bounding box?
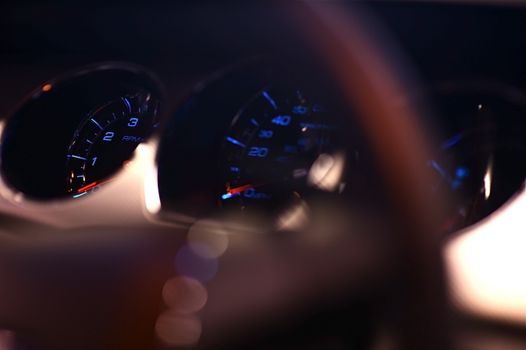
[219,86,342,213]
[155,62,355,223]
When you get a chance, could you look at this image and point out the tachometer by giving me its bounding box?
[66,92,159,197]
[0,63,163,201]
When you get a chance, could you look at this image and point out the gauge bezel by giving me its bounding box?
[0,62,165,203]
[65,91,160,197]
[217,83,345,217]
[432,81,526,235]
[155,59,365,229]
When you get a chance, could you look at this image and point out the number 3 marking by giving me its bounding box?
[128,117,139,127]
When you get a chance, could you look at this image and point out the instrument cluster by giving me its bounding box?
[1,60,525,235]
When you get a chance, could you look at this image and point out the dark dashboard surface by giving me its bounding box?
[1,2,526,105]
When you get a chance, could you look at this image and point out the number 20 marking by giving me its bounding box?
[248,147,268,158]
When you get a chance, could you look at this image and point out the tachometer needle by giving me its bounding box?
[76,181,100,193]
[76,178,115,193]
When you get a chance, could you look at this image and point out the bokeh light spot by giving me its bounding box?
[175,245,218,282]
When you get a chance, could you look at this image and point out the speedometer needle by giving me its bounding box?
[228,184,255,195]
[221,183,260,200]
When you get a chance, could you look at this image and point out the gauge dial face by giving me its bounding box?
[219,87,341,213]
[66,92,159,197]
[430,91,526,233]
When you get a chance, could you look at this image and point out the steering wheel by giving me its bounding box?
[164,3,452,350]
[0,2,452,350]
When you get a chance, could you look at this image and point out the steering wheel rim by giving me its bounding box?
[0,3,452,350]
[169,2,452,350]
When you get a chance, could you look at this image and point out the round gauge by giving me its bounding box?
[156,62,359,223]
[431,86,526,233]
[0,63,163,200]
[219,86,343,214]
[66,92,159,197]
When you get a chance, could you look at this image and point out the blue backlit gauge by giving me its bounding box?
[219,87,340,212]
[428,89,526,233]
[66,92,159,197]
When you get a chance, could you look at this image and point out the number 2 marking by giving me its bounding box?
[102,131,114,142]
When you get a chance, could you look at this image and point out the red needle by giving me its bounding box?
[227,184,255,195]
[76,181,99,193]
[76,177,115,193]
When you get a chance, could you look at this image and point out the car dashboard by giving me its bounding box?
[0,2,525,350]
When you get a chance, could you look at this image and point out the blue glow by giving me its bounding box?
[284,145,298,153]
[258,130,273,139]
[452,179,462,190]
[429,160,446,178]
[441,133,463,150]
[68,154,87,161]
[248,146,269,158]
[250,118,259,126]
[226,137,246,148]
[297,138,309,146]
[90,118,103,130]
[262,90,278,110]
[299,122,332,130]
[122,97,132,113]
[221,193,233,200]
[230,166,240,173]
[293,105,308,115]
[243,188,272,200]
[73,192,88,199]
[456,166,469,179]
[272,115,291,126]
